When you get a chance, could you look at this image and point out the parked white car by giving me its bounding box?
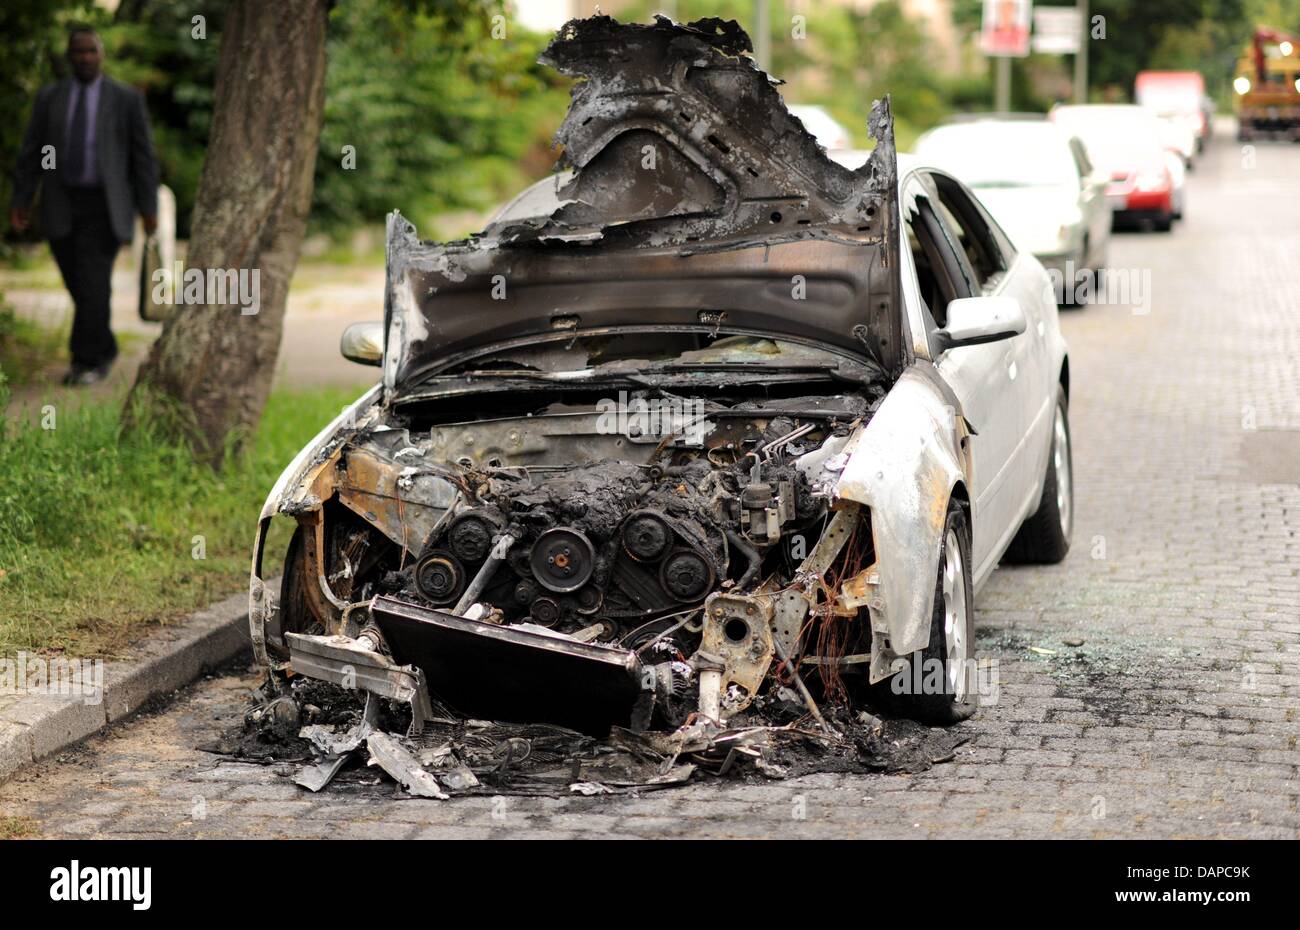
[914,116,1112,303]
[250,19,1072,736]
[787,104,854,150]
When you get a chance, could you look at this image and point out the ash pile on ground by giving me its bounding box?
[201,677,968,798]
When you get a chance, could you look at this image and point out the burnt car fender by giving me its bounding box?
[832,364,970,683]
[249,384,384,670]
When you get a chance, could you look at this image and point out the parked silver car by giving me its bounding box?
[248,17,1072,741]
[915,116,1112,303]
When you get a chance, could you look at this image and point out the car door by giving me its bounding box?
[1069,136,1110,266]
[900,172,1027,575]
[933,171,1059,566]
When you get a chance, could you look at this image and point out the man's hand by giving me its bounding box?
[10,206,31,233]
[142,213,158,235]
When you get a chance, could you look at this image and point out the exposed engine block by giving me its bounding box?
[403,460,737,635]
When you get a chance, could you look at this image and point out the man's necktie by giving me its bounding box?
[65,85,87,184]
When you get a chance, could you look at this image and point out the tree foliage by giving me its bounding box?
[2,0,569,242]
[103,0,227,238]
[0,0,93,251]
[313,1,569,232]
[617,0,961,144]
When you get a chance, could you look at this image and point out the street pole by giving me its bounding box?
[755,0,771,72]
[995,56,1011,112]
[1074,1,1089,103]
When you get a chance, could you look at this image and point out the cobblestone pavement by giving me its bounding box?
[2,128,1297,839]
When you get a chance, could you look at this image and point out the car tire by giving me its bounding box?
[871,503,977,726]
[1083,240,1106,303]
[276,526,320,656]
[1154,212,1174,232]
[1005,387,1073,564]
[1090,245,1107,293]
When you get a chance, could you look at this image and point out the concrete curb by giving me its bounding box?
[0,587,256,782]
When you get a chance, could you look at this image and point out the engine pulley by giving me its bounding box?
[529,527,596,593]
[622,512,671,562]
[413,549,466,606]
[447,509,504,563]
[660,548,713,601]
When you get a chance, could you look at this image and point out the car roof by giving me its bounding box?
[1053,103,1146,116]
[917,119,1071,142]
[939,111,1048,124]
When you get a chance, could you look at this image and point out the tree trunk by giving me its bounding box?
[126,0,329,466]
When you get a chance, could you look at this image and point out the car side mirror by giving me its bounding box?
[341,321,384,366]
[934,297,1027,353]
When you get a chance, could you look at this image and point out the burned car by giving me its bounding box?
[248,17,1071,746]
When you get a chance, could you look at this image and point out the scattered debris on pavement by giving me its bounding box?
[202,676,969,798]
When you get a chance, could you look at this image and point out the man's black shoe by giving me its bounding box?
[62,360,113,387]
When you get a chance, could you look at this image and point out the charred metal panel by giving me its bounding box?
[382,16,903,393]
[335,429,459,552]
[285,632,435,733]
[370,595,644,735]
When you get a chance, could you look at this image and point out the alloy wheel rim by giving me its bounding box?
[942,528,969,702]
[1054,406,1073,539]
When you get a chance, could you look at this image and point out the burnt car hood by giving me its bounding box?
[382,15,903,395]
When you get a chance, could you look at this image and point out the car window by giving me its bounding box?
[901,178,973,329]
[928,172,1008,293]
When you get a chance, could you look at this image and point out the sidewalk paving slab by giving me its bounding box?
[0,587,258,781]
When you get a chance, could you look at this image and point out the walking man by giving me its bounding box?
[10,26,158,386]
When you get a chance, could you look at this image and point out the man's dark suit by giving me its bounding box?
[12,75,158,369]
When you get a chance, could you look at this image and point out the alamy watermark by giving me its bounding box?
[890,655,1000,706]
[151,261,261,315]
[0,652,104,706]
[50,860,151,910]
[595,390,712,445]
[1047,263,1152,314]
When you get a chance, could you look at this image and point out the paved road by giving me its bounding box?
[2,127,1298,839]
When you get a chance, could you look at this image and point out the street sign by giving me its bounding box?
[1033,6,1083,55]
[981,0,1033,58]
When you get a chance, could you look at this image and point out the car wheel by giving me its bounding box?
[1091,243,1108,292]
[276,526,321,657]
[1005,387,1073,564]
[873,503,977,726]
[1063,243,1088,307]
[1081,240,1106,303]
[1154,212,1174,232]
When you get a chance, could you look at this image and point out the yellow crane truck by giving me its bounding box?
[1234,27,1300,141]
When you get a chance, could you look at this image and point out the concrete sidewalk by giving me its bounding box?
[0,589,257,782]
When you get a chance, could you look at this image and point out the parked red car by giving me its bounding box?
[1051,105,1179,232]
